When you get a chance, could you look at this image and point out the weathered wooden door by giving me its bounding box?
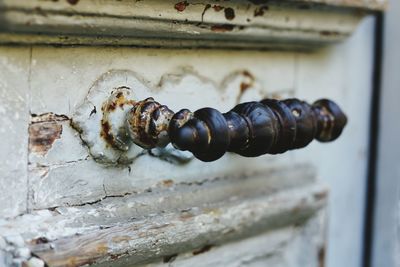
[0,1,384,266]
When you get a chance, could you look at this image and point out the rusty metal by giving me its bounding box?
[125,97,174,149]
[99,87,136,151]
[126,98,347,162]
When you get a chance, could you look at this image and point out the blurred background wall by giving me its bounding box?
[370,1,400,266]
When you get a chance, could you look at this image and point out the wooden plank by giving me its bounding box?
[144,212,325,267]
[0,0,369,49]
[0,164,326,266]
[24,183,327,267]
[0,47,31,218]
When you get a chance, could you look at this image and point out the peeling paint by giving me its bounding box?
[174,1,189,12]
[29,121,63,156]
[224,8,235,20]
[28,113,69,157]
[254,5,269,17]
[213,5,224,12]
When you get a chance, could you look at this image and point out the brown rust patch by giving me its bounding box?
[192,244,213,255]
[29,121,63,156]
[240,82,251,93]
[100,119,114,146]
[180,211,194,221]
[111,236,131,243]
[213,5,224,11]
[224,7,235,20]
[96,243,109,254]
[254,5,269,16]
[242,70,255,80]
[162,179,174,187]
[211,24,234,32]
[175,1,189,12]
[237,70,255,103]
[102,91,135,113]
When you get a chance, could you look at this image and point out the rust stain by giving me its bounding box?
[192,244,213,255]
[180,211,194,221]
[29,121,63,156]
[210,24,234,32]
[240,82,251,92]
[96,243,109,254]
[162,179,174,187]
[224,7,235,20]
[102,92,134,113]
[175,1,189,12]
[237,70,255,103]
[254,5,269,16]
[213,5,224,11]
[100,90,136,147]
[100,119,114,146]
[242,70,255,80]
[111,236,131,243]
[30,112,69,124]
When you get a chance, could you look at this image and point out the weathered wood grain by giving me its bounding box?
[26,182,327,267]
[143,212,325,267]
[0,0,372,49]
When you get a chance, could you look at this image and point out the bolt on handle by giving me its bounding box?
[126,97,347,162]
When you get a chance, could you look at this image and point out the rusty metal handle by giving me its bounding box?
[125,98,347,162]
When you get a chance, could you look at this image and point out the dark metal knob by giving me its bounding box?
[126,98,347,162]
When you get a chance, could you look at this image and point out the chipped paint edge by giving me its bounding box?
[0,0,371,49]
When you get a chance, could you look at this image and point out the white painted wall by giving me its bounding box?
[293,17,376,267]
[372,1,400,266]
